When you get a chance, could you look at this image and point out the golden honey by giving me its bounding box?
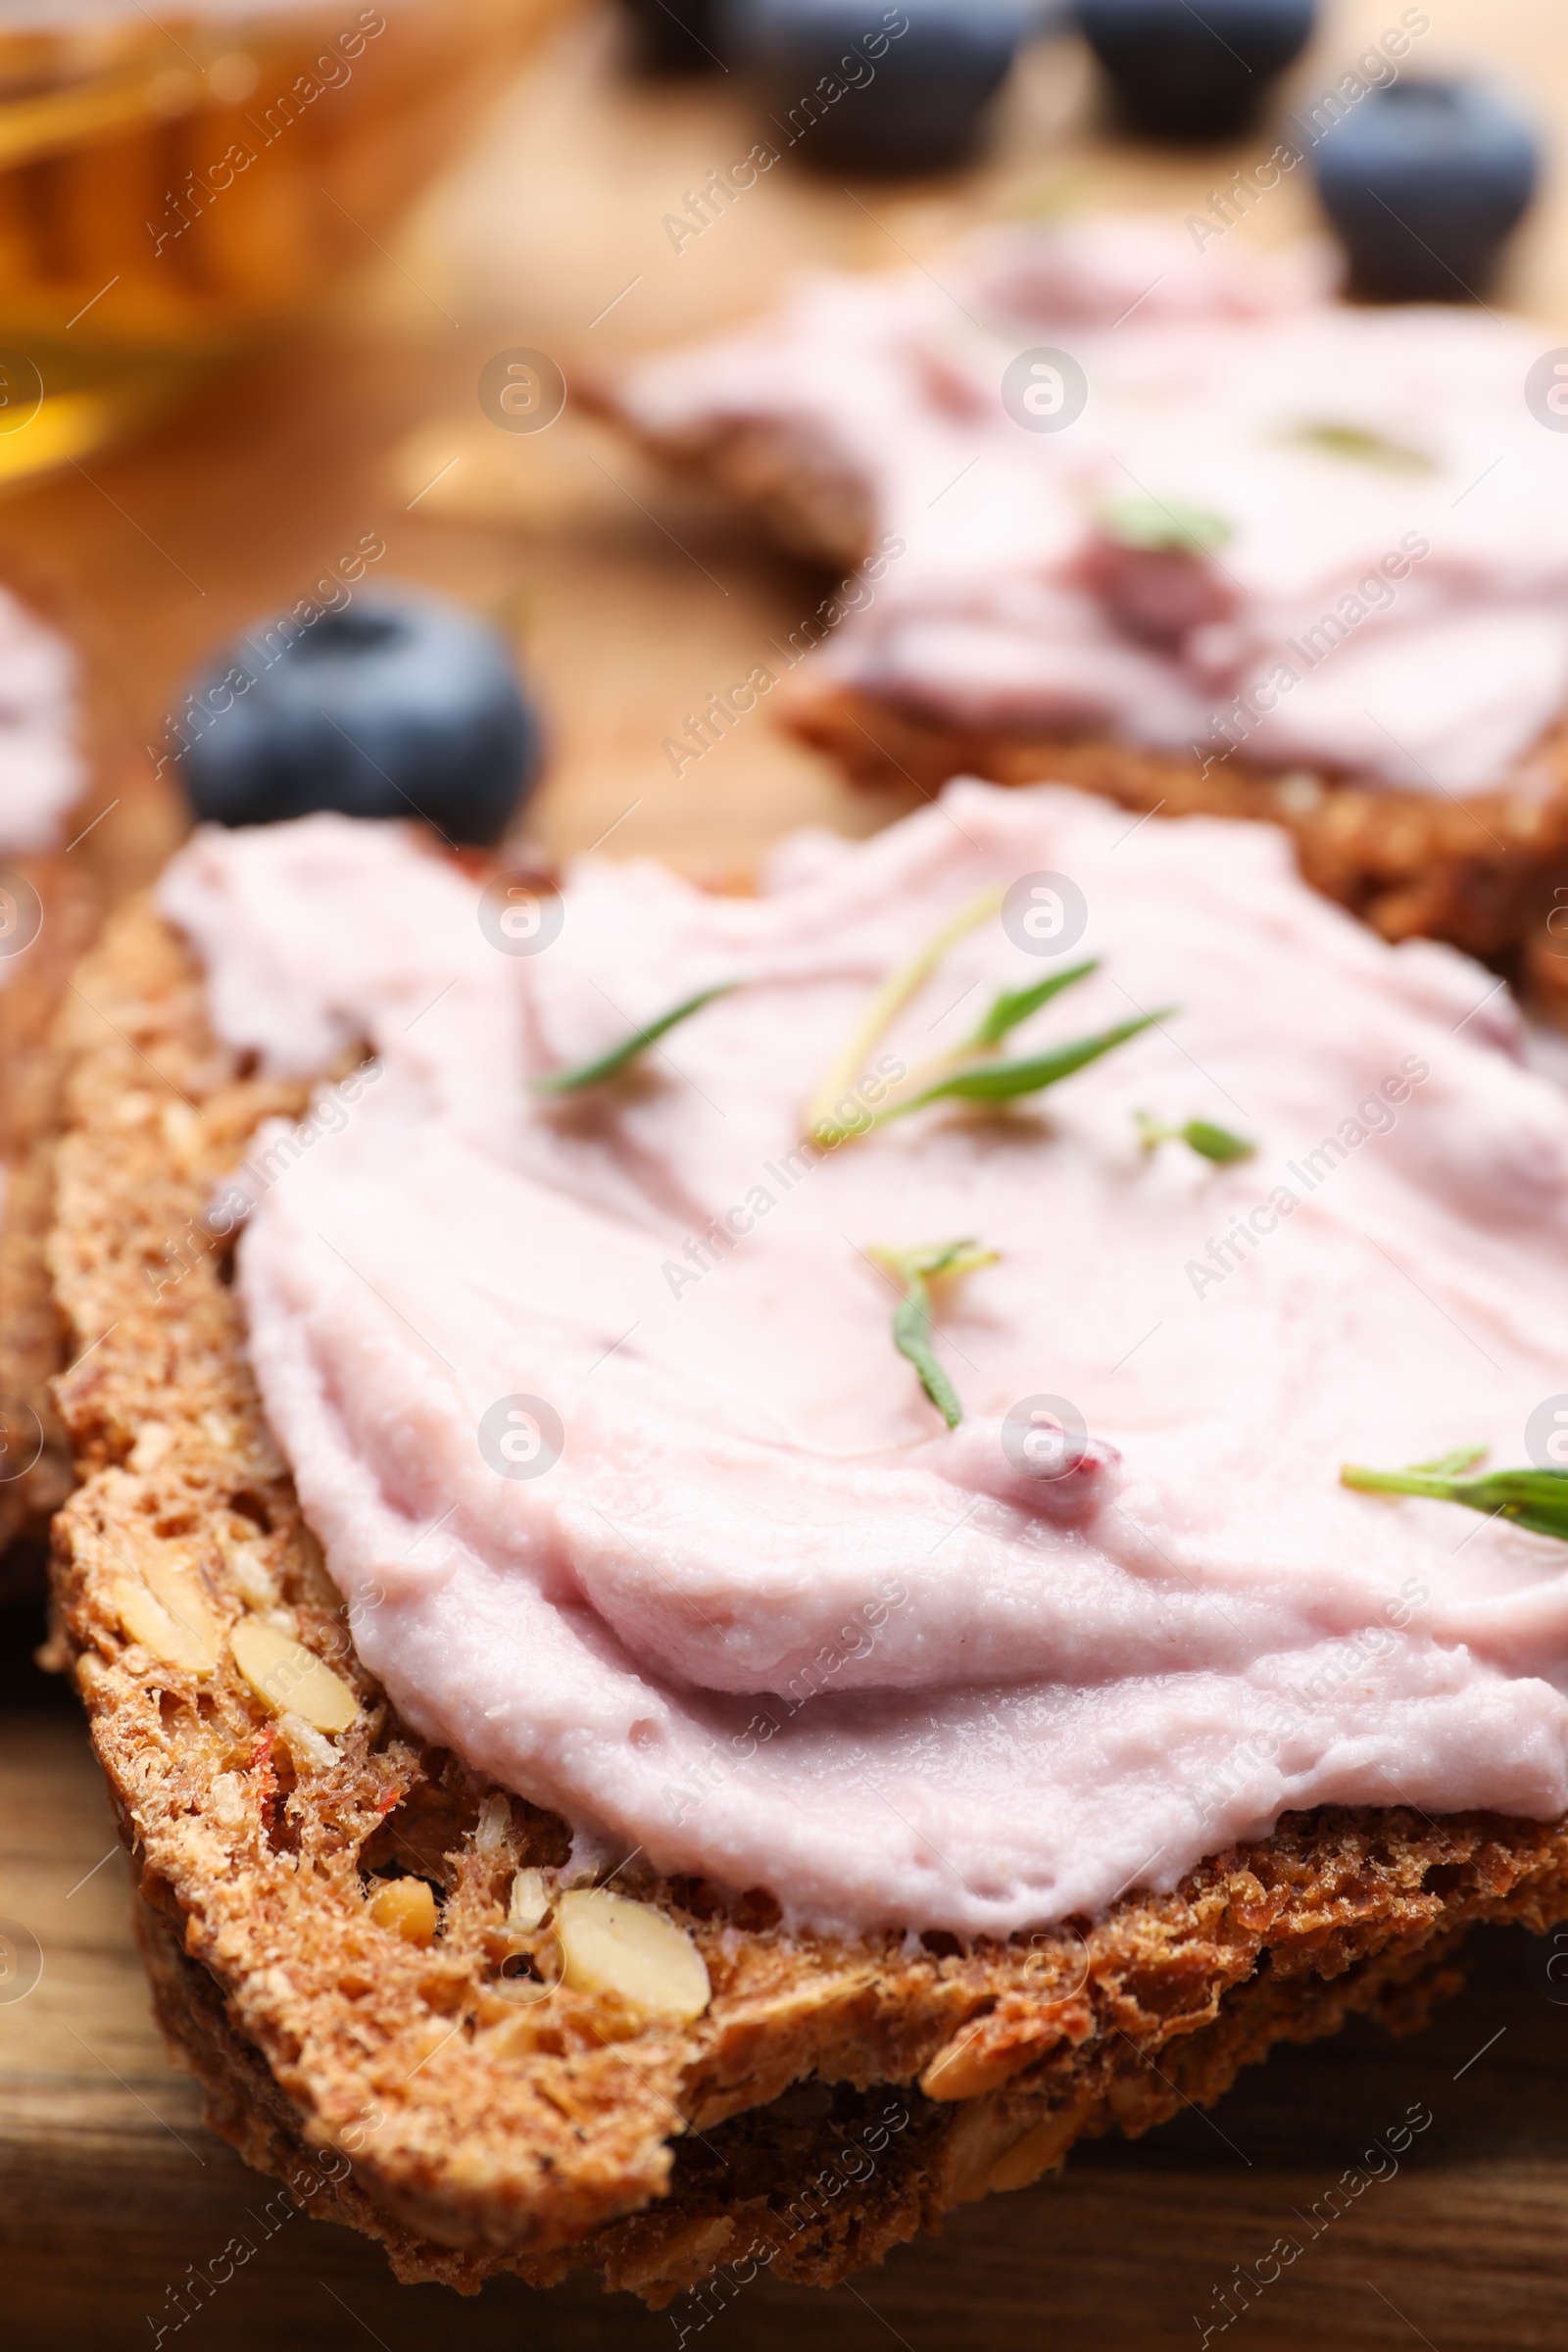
[0,0,570,477]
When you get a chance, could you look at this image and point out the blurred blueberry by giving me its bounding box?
[722,0,1036,175]
[616,0,730,74]
[1078,0,1315,143]
[182,587,540,847]
[1313,79,1540,303]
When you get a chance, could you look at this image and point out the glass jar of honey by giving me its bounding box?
[0,0,569,480]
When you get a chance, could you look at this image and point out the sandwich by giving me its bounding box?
[602,215,1568,1000]
[47,781,1568,2296]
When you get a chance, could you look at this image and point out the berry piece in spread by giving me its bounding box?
[1079,0,1315,143]
[1313,78,1540,303]
[181,588,541,847]
[722,0,1031,174]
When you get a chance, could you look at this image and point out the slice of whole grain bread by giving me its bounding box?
[45,888,1568,2295]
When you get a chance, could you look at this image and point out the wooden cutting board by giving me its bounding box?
[7,5,1568,2344]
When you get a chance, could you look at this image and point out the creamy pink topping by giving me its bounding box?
[0,585,81,858]
[618,216,1568,797]
[163,793,1568,1936]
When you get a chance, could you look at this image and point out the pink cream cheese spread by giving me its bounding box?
[616,215,1568,798]
[0,585,79,858]
[163,789,1568,1937]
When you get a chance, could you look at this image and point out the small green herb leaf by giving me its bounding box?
[1407,1446,1490,1478]
[873,1010,1170,1129]
[1285,421,1436,476]
[876,1240,999,1286]
[1099,493,1233,555]
[1341,1455,1568,1543]
[966,958,1099,1050]
[1136,1111,1256,1164]
[869,1240,998,1430]
[533,982,739,1096]
[892,1291,961,1428]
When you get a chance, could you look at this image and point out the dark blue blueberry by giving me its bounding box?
[1312,78,1540,304]
[721,0,1034,176]
[181,587,541,848]
[616,0,730,74]
[1077,0,1315,143]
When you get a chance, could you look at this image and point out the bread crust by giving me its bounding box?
[45,891,1568,2294]
[0,851,97,1558]
[782,682,1568,979]
[132,1879,1466,2304]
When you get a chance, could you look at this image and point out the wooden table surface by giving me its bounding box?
[8,4,1568,2345]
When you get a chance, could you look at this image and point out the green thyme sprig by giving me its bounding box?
[1341,1448,1568,1542]
[964,958,1101,1048]
[864,1011,1169,1134]
[1285,421,1435,476]
[856,957,1101,1116]
[808,910,1172,1148]
[532,982,738,1095]
[868,1240,998,1429]
[1136,1111,1256,1164]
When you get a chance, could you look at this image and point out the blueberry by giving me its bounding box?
[180,588,541,847]
[615,0,729,74]
[1312,79,1540,304]
[721,0,1034,176]
[1077,0,1315,143]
